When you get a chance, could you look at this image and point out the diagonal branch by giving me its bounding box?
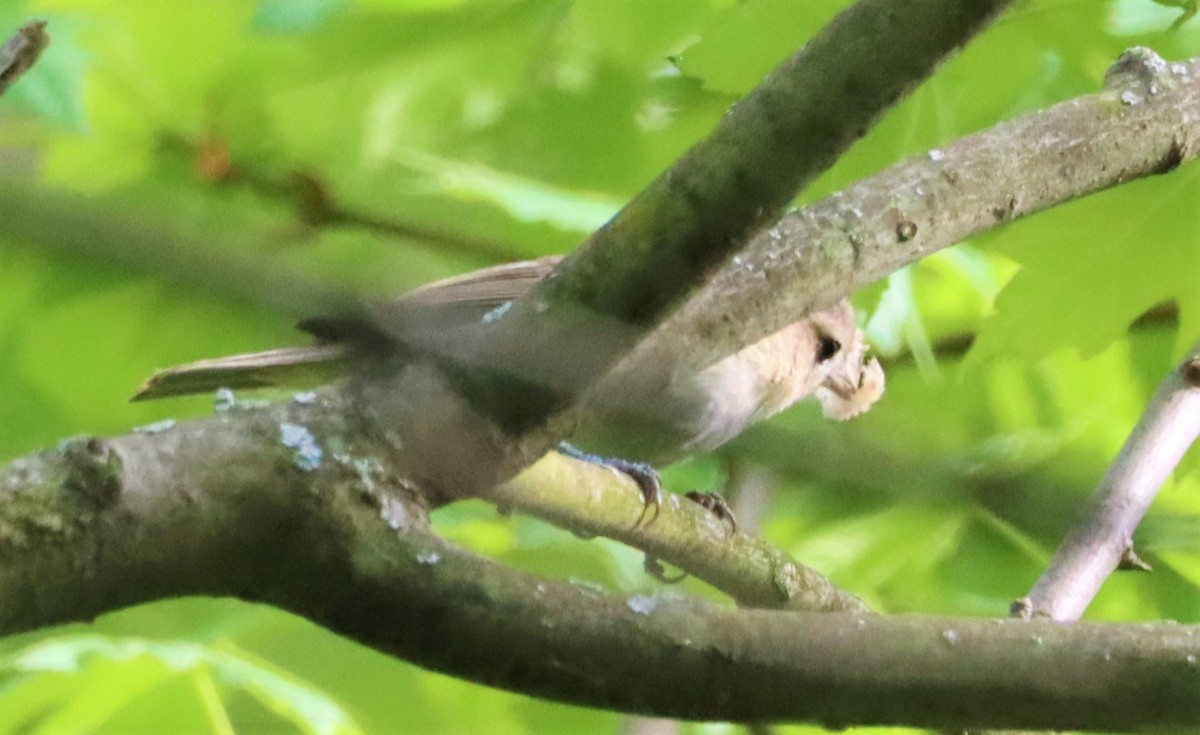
[335,0,1018,500]
[628,48,1200,379]
[0,2,1020,503]
[0,20,48,96]
[1017,340,1200,620]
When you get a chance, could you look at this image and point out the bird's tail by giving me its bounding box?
[131,344,351,401]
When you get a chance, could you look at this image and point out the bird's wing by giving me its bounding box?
[400,254,562,310]
[300,254,562,340]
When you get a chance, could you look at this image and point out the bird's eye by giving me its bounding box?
[816,335,841,363]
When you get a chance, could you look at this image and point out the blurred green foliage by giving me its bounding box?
[1,0,1199,732]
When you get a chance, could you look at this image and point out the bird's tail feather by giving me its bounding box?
[131,344,351,401]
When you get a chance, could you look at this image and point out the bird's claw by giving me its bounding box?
[684,491,738,534]
[555,443,662,527]
[643,555,687,584]
[604,459,662,528]
[555,444,738,585]
[643,492,737,585]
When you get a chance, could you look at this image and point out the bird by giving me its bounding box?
[134,255,885,522]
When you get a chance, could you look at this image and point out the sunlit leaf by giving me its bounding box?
[969,167,1200,366]
[5,635,365,735]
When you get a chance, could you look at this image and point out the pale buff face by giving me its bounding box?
[695,299,885,443]
[764,300,886,421]
[806,301,887,421]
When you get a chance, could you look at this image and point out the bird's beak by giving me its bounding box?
[816,356,885,421]
[821,374,857,400]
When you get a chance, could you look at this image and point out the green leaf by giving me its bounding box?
[865,266,938,379]
[22,656,173,735]
[969,167,1200,367]
[557,0,723,73]
[3,635,365,735]
[0,672,76,734]
[784,503,971,610]
[1109,0,1195,33]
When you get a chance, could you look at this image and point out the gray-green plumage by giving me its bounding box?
[133,255,885,466]
[132,256,561,401]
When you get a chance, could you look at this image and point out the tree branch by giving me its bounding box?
[2,404,1199,731]
[626,48,1200,380]
[333,0,1018,502]
[491,456,867,613]
[0,20,48,96]
[160,133,522,263]
[1018,340,1200,620]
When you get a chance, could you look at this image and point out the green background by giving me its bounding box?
[1,0,1199,732]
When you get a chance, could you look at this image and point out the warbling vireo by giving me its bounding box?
[134,255,885,518]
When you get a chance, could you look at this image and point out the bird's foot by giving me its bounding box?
[556,444,739,584]
[556,443,663,527]
[643,492,738,585]
[683,491,738,534]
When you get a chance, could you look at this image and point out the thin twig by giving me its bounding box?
[980,342,1200,735]
[162,134,520,262]
[0,20,48,96]
[1017,341,1200,620]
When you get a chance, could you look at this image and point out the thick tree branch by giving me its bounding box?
[2,405,1200,731]
[625,48,1200,380]
[1018,340,1200,620]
